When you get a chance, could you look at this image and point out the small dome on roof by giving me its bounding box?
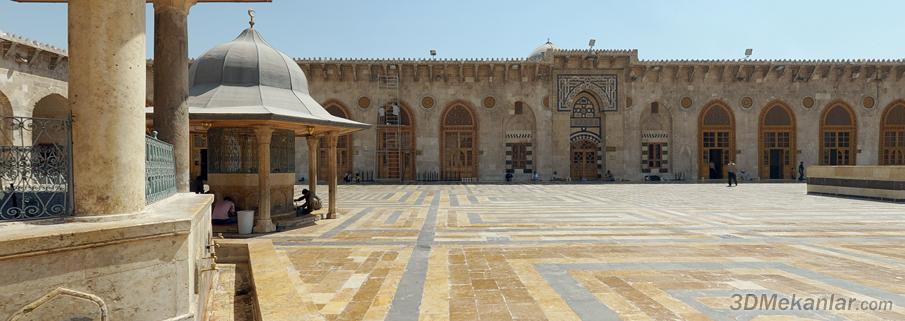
[185,26,368,130]
[528,39,557,61]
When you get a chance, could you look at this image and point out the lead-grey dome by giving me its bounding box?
[528,40,557,61]
[186,28,368,129]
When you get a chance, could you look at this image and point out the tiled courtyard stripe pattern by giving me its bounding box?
[262,184,905,320]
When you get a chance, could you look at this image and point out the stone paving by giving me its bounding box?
[261,183,905,321]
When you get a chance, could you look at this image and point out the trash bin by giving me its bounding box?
[237,210,254,235]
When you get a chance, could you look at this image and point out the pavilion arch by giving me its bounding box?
[698,100,736,179]
[880,99,905,165]
[377,100,416,180]
[32,93,70,146]
[504,101,537,176]
[0,90,12,146]
[319,100,354,180]
[758,100,797,179]
[440,100,478,180]
[640,101,672,175]
[819,100,857,165]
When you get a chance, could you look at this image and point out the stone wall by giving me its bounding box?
[0,33,68,119]
[295,50,905,182]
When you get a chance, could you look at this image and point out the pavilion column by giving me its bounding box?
[69,0,147,215]
[152,0,196,193]
[254,126,275,233]
[327,132,338,219]
[307,136,318,195]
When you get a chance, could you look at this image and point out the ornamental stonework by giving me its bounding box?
[681,97,693,109]
[483,96,496,109]
[557,74,618,112]
[741,96,753,109]
[421,96,435,109]
[802,96,815,109]
[863,96,875,109]
[357,96,371,109]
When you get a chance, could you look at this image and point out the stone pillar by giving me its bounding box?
[307,136,319,195]
[254,126,275,233]
[152,0,195,193]
[327,132,338,219]
[69,0,147,215]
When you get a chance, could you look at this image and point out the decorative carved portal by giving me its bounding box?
[377,103,415,180]
[441,103,477,180]
[319,104,353,180]
[569,92,602,180]
[881,101,905,165]
[698,102,736,179]
[819,102,857,165]
[758,102,796,179]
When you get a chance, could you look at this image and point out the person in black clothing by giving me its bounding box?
[295,189,322,216]
[798,162,805,181]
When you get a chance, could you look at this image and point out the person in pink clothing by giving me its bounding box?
[211,196,237,225]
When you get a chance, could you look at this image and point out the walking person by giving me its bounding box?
[727,161,738,187]
[798,162,805,181]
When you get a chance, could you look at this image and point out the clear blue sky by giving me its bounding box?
[2,0,904,60]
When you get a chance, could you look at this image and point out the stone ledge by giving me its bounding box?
[0,193,214,259]
[215,239,324,321]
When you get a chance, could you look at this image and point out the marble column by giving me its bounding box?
[152,0,195,193]
[254,126,275,233]
[327,132,338,219]
[307,136,319,195]
[69,0,147,215]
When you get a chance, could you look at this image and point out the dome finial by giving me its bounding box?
[546,37,551,44]
[248,8,256,29]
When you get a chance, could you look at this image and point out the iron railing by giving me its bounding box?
[0,116,72,221]
[145,132,177,204]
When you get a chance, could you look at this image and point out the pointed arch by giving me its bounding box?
[319,100,354,180]
[880,99,905,165]
[440,100,478,180]
[33,93,69,119]
[570,91,604,180]
[698,100,736,179]
[819,100,857,165]
[0,90,12,146]
[758,100,796,179]
[377,100,416,180]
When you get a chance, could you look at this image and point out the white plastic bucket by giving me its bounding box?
[237,210,255,235]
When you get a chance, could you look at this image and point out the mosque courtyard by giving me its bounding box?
[216,183,905,321]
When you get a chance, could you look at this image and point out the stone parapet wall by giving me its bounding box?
[807,166,905,201]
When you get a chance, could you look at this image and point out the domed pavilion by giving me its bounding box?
[148,18,368,232]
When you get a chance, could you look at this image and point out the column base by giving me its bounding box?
[326,211,337,220]
[253,219,276,233]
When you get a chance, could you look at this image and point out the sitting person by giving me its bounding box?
[604,170,615,182]
[211,196,237,225]
[295,189,322,216]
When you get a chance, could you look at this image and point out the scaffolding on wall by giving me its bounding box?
[377,66,405,182]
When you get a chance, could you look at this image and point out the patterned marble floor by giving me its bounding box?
[260,183,905,321]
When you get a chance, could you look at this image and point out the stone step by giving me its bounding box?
[274,214,318,232]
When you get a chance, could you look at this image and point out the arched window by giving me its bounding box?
[319,103,354,180]
[698,101,735,179]
[819,102,857,165]
[377,102,415,180]
[881,101,905,165]
[440,103,477,180]
[758,102,796,179]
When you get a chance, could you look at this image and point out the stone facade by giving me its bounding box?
[0,31,69,123]
[293,46,905,182]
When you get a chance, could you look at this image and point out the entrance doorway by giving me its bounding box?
[707,148,724,179]
[769,149,784,179]
[570,139,598,180]
[698,102,735,180]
